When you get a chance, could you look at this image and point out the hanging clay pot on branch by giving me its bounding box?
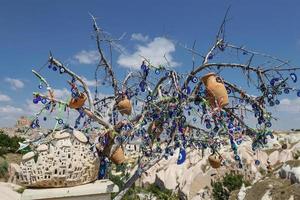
[208,153,221,169]
[69,92,87,109]
[97,131,125,165]
[116,94,132,115]
[201,73,229,108]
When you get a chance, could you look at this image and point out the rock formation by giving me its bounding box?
[18,129,99,188]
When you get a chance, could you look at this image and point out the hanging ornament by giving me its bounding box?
[208,154,221,169]
[192,76,198,83]
[255,160,260,166]
[177,148,186,165]
[290,73,297,83]
[155,69,160,75]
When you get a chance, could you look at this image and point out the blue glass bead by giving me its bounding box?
[228,123,234,129]
[192,77,198,83]
[58,119,63,124]
[59,67,65,74]
[155,69,160,75]
[41,98,47,104]
[284,88,290,94]
[147,95,152,101]
[43,117,47,121]
[290,73,297,83]
[234,155,240,161]
[52,66,57,71]
[38,84,43,89]
[255,160,260,166]
[48,64,52,69]
[243,51,247,55]
[193,118,197,122]
[206,123,211,129]
[297,91,300,97]
[33,98,39,104]
[208,53,213,60]
[226,87,231,94]
[275,99,280,105]
[269,101,274,107]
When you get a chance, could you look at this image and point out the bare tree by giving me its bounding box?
[24,11,300,200]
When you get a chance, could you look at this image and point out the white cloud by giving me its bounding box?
[0,92,11,101]
[131,33,149,42]
[0,105,23,113]
[117,37,179,69]
[82,77,97,87]
[52,88,71,100]
[74,50,99,64]
[276,98,300,113]
[5,78,24,90]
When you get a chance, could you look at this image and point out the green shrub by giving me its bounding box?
[212,173,250,200]
[0,160,8,178]
[0,133,27,157]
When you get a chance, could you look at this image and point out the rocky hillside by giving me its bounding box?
[138,131,300,200]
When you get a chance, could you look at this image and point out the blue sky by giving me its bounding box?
[0,0,300,129]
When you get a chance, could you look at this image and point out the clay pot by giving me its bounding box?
[69,93,87,109]
[100,131,125,165]
[201,73,228,108]
[110,147,125,164]
[116,96,132,115]
[208,154,221,169]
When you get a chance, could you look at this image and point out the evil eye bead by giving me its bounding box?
[155,69,160,75]
[48,64,52,69]
[284,88,289,94]
[269,101,275,107]
[275,99,280,105]
[206,123,212,129]
[58,119,64,124]
[192,76,198,83]
[41,98,47,104]
[234,155,240,161]
[38,84,43,89]
[226,87,232,94]
[59,67,65,74]
[255,160,260,166]
[165,71,171,77]
[265,121,272,128]
[147,95,152,101]
[228,123,234,129]
[31,123,36,129]
[33,98,39,104]
[290,73,297,83]
[52,66,57,71]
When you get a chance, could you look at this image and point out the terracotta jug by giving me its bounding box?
[201,73,228,108]
[69,93,87,109]
[208,154,221,169]
[100,131,125,165]
[116,96,132,115]
[110,147,125,164]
